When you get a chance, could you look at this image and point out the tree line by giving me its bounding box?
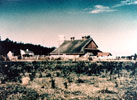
[0,38,55,56]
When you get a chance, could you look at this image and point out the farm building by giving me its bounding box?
[50,36,102,59]
[97,52,112,57]
[7,51,18,60]
[20,49,34,57]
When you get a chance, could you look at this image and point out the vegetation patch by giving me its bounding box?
[0,61,137,99]
[0,84,39,100]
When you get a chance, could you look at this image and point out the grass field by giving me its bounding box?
[0,60,137,100]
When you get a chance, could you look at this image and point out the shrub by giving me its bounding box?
[0,84,39,100]
[123,91,137,100]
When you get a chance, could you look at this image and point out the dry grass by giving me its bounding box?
[0,60,137,99]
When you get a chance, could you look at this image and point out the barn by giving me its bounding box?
[50,36,101,59]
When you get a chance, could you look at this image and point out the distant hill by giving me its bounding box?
[0,38,55,56]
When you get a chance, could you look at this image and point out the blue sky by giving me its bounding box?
[0,0,137,56]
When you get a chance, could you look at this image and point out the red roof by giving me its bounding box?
[97,52,112,57]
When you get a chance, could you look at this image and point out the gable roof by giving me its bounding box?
[50,38,99,55]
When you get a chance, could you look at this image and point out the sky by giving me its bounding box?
[0,0,137,56]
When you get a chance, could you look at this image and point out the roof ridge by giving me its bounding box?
[65,39,84,41]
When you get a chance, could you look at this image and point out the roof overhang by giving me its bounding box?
[84,48,101,52]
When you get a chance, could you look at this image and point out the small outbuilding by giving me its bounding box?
[7,51,18,61]
[97,52,112,57]
[20,49,34,57]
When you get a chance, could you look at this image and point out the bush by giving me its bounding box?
[0,84,39,100]
[123,91,137,100]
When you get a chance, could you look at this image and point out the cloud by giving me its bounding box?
[113,0,137,7]
[89,0,137,14]
[89,5,116,14]
[135,1,137,4]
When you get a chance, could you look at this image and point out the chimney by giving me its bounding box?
[82,36,87,40]
[86,35,90,39]
[70,37,75,41]
[82,36,85,40]
[82,35,90,40]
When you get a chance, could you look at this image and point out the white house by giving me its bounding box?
[20,49,34,57]
[7,51,18,61]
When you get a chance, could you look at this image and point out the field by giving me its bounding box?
[0,60,137,100]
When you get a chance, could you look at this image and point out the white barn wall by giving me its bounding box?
[50,54,80,60]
